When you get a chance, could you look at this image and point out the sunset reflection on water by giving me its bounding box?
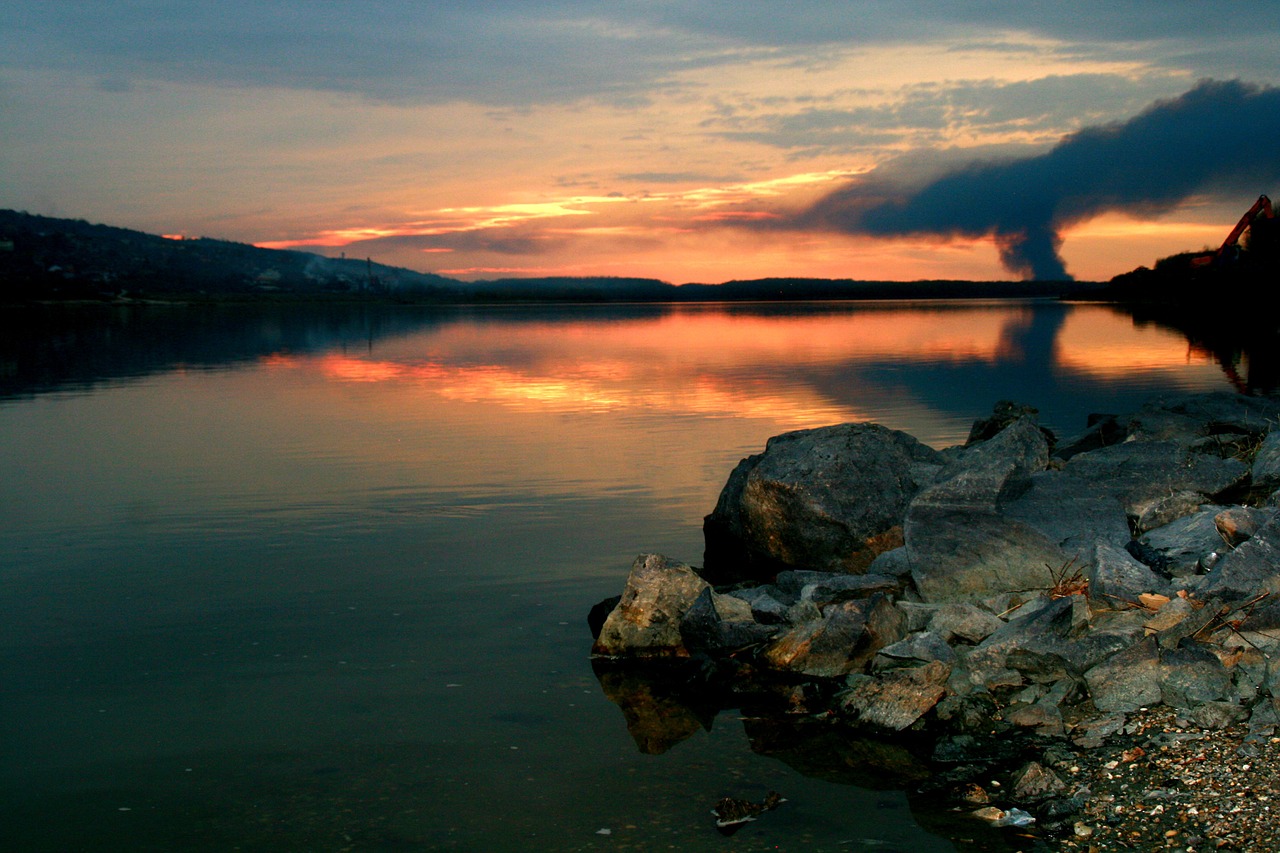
[261,302,1222,437]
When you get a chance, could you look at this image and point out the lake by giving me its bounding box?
[0,299,1241,851]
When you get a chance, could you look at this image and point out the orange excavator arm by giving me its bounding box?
[1215,194,1273,256]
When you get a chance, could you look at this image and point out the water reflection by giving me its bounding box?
[2,302,1232,444]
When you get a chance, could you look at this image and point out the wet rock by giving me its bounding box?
[838,660,951,730]
[761,593,906,677]
[592,554,710,658]
[587,595,621,639]
[702,422,943,582]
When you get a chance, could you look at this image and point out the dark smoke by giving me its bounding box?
[805,79,1280,280]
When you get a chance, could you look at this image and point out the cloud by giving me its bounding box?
[801,79,1280,279]
[7,2,1280,109]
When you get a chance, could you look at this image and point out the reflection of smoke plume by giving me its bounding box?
[806,80,1280,280]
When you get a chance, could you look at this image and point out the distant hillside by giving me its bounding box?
[1,209,1100,303]
[0,209,458,300]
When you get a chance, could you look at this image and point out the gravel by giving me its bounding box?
[1050,706,1280,852]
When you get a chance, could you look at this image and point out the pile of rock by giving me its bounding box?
[590,392,1280,833]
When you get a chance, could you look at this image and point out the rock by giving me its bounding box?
[1088,540,1171,610]
[1133,490,1209,534]
[934,693,999,732]
[905,417,1079,603]
[1002,470,1131,555]
[1160,643,1233,708]
[773,570,903,604]
[592,554,710,658]
[927,602,1005,644]
[1142,595,1196,633]
[1190,700,1249,729]
[1083,634,1233,712]
[838,660,951,730]
[723,585,792,625]
[1084,635,1164,712]
[1215,506,1272,547]
[680,587,778,653]
[1127,393,1280,444]
[1054,413,1126,461]
[761,593,907,677]
[964,595,1090,687]
[967,401,1049,445]
[1154,598,1225,650]
[1063,440,1247,521]
[1010,761,1067,802]
[1136,506,1229,578]
[1252,431,1280,491]
[1201,509,1280,601]
[1003,703,1065,737]
[702,423,943,582]
[873,630,957,670]
[866,545,914,578]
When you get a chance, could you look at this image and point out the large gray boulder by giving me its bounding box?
[906,417,1067,602]
[1062,440,1247,522]
[703,422,944,582]
[592,554,710,658]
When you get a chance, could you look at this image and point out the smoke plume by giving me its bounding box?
[805,79,1280,279]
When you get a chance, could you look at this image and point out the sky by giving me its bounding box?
[5,2,1280,283]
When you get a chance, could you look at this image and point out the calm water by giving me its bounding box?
[0,300,1238,851]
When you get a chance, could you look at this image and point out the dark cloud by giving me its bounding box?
[802,80,1280,279]
[6,2,1279,107]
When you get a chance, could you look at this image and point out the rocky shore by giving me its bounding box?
[589,392,1280,848]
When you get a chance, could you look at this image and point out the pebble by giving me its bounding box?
[1052,707,1280,852]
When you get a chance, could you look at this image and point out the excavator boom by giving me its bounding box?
[1215,194,1273,256]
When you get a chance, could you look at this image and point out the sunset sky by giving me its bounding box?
[5,2,1280,283]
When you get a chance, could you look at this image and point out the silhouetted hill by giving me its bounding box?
[0,210,458,300]
[1,209,1102,304]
